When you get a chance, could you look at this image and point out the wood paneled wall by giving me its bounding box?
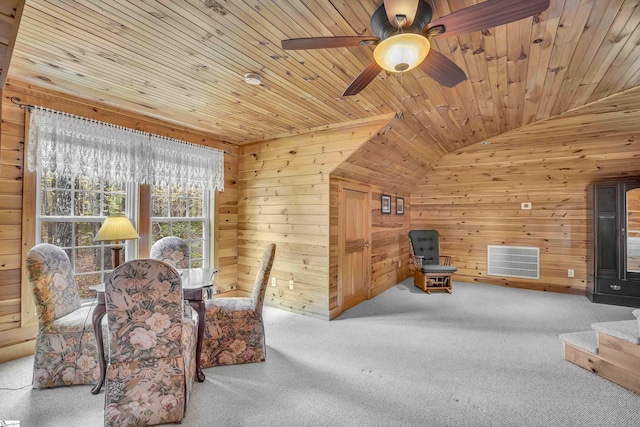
[0,86,36,362]
[0,0,24,88]
[238,117,390,319]
[328,177,411,316]
[411,87,640,295]
[0,80,238,361]
[332,115,446,193]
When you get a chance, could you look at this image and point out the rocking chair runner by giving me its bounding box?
[408,230,457,294]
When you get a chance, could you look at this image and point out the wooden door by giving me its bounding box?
[338,181,371,312]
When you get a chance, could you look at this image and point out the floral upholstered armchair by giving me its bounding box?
[25,243,101,388]
[104,259,197,427]
[150,236,190,269]
[151,236,193,317]
[200,243,276,368]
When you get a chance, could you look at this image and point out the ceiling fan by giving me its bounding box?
[281,0,550,96]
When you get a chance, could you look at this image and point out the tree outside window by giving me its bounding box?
[38,173,128,299]
[151,185,209,268]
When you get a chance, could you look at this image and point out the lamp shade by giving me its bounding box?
[373,33,430,73]
[95,215,140,242]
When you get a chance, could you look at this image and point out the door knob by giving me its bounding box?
[610,284,622,291]
[364,242,370,248]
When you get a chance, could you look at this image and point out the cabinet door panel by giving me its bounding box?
[595,184,619,277]
[597,186,617,212]
[597,215,617,274]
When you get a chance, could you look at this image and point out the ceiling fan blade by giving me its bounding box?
[282,36,378,50]
[343,61,383,96]
[384,0,419,27]
[428,0,550,39]
[418,50,466,88]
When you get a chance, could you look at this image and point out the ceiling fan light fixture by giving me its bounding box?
[373,33,430,73]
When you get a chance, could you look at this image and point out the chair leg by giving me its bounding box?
[442,276,453,293]
[414,271,427,292]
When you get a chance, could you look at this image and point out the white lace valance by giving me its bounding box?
[27,107,225,191]
[147,135,224,190]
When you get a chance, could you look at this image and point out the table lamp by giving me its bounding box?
[94,215,140,269]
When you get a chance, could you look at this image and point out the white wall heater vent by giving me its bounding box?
[487,245,540,280]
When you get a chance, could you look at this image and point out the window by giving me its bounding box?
[37,173,135,299]
[28,106,222,301]
[36,175,212,299]
[151,185,210,268]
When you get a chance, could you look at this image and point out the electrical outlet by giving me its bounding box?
[568,269,574,278]
[521,202,532,210]
[398,260,402,268]
[271,277,277,287]
[289,280,294,290]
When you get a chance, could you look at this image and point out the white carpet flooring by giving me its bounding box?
[1,279,639,426]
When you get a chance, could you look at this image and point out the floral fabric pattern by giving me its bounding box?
[105,358,185,427]
[252,243,276,315]
[200,243,275,368]
[104,259,196,427]
[182,317,197,399]
[26,243,81,323]
[150,236,190,269]
[32,308,101,388]
[26,243,100,388]
[201,299,265,367]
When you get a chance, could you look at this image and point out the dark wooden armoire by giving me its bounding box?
[587,182,640,308]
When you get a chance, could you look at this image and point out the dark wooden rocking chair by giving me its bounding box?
[408,230,457,294]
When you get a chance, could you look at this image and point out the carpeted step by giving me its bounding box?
[559,330,599,354]
[591,320,640,345]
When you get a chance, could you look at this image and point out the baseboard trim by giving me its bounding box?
[468,277,586,296]
[0,339,35,364]
[589,292,640,308]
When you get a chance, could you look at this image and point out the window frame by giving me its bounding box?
[33,174,214,296]
[150,185,212,268]
[34,173,139,298]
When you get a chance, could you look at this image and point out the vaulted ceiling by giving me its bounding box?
[6,0,640,156]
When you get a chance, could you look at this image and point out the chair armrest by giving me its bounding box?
[412,256,424,269]
[440,256,452,266]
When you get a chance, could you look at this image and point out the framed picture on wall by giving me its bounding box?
[396,197,404,215]
[381,194,391,215]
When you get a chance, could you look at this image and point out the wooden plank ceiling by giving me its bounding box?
[8,0,640,154]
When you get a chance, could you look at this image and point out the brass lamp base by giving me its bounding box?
[111,244,123,269]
